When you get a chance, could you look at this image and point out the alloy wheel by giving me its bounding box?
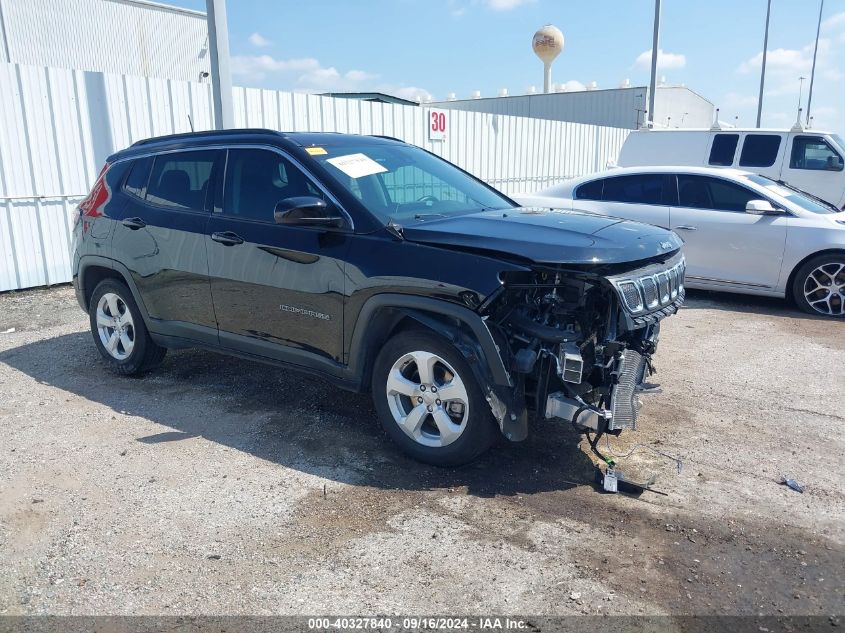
[385,350,470,448]
[803,262,845,316]
[96,292,135,360]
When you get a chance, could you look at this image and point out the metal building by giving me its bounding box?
[0,0,210,82]
[432,85,714,130]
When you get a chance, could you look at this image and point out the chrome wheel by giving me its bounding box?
[803,262,845,316]
[385,350,470,448]
[96,292,135,360]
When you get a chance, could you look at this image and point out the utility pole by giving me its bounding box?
[806,0,824,125]
[755,0,772,128]
[206,0,234,129]
[647,0,661,126]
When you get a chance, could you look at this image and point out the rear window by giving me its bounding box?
[575,179,603,200]
[146,151,217,210]
[739,135,782,168]
[602,174,664,205]
[123,156,152,198]
[709,134,739,166]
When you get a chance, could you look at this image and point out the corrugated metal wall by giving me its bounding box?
[0,0,210,82]
[0,61,630,292]
[434,86,714,130]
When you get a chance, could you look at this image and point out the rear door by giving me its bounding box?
[571,174,672,228]
[670,174,788,290]
[206,147,351,364]
[111,149,220,342]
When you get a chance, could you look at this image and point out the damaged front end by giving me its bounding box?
[480,251,685,443]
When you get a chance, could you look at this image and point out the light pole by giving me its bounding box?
[206,0,234,129]
[806,0,824,125]
[755,0,772,128]
[647,0,661,126]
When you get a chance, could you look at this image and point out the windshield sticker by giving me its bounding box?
[326,153,388,179]
[305,147,327,156]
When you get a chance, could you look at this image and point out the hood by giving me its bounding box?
[400,207,683,265]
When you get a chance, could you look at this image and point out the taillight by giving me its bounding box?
[76,162,111,231]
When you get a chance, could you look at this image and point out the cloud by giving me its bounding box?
[634,49,686,71]
[230,55,320,82]
[248,32,271,48]
[822,10,845,40]
[230,54,433,101]
[556,80,586,92]
[736,38,842,97]
[483,0,534,9]
[727,14,845,131]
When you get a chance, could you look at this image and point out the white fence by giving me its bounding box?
[0,61,630,292]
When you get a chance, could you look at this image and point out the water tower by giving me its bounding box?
[532,24,564,94]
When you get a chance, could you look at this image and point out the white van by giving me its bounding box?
[617,127,845,209]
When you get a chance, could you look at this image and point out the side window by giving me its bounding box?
[678,175,759,212]
[575,179,603,200]
[146,150,217,210]
[223,148,322,221]
[739,134,782,168]
[790,136,844,171]
[602,174,664,205]
[123,156,152,198]
[709,134,739,166]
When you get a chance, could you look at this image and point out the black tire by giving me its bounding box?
[791,253,845,318]
[88,279,167,375]
[371,329,498,466]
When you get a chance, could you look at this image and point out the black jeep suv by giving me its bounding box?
[71,129,684,466]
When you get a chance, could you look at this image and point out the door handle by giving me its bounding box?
[211,231,244,246]
[122,217,146,230]
[675,225,697,231]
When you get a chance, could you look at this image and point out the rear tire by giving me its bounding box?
[89,279,167,375]
[791,253,845,318]
[371,329,498,466]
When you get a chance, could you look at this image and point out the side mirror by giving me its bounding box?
[745,199,782,215]
[274,196,343,228]
[828,156,844,171]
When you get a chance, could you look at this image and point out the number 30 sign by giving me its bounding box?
[428,109,447,141]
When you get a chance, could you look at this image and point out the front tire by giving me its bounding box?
[89,279,167,375]
[792,254,845,318]
[372,329,498,466]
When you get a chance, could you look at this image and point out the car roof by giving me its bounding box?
[559,165,754,187]
[110,129,403,161]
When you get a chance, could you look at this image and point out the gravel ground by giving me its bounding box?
[0,285,842,617]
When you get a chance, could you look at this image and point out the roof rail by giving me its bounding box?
[130,128,285,147]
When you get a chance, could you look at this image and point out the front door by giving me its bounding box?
[671,174,788,290]
[782,135,845,207]
[206,147,351,365]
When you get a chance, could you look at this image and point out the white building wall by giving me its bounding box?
[0,0,210,82]
[434,86,714,130]
[0,61,630,292]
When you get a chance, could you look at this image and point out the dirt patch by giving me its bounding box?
[0,286,843,616]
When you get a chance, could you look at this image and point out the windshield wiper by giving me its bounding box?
[775,180,838,211]
[413,213,447,220]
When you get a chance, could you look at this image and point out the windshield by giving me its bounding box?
[743,174,838,214]
[310,143,514,224]
[832,134,845,154]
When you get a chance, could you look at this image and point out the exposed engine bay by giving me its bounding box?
[482,252,686,452]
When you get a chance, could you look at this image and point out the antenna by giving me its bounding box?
[188,114,195,132]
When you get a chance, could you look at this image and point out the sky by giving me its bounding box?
[169,0,845,132]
